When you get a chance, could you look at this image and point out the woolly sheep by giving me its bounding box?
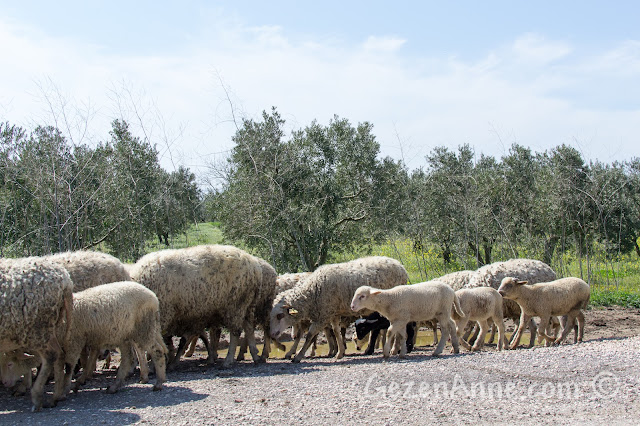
[438,270,474,291]
[465,258,557,347]
[0,257,73,412]
[129,244,264,369]
[497,277,590,348]
[270,256,408,363]
[452,287,506,351]
[350,280,463,358]
[63,281,167,394]
[1,350,39,396]
[44,250,130,292]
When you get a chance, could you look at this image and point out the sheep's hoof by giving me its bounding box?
[106,386,119,394]
[152,383,163,391]
[291,358,301,363]
[253,358,266,365]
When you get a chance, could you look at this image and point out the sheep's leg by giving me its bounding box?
[206,328,221,364]
[364,329,379,355]
[184,335,199,357]
[52,346,69,404]
[471,320,489,351]
[536,315,557,344]
[132,342,149,384]
[271,338,286,352]
[237,336,248,361]
[331,320,347,359]
[261,333,271,361]
[431,320,439,346]
[292,324,322,363]
[221,332,239,368]
[164,335,177,365]
[467,323,480,347]
[486,320,497,344]
[324,327,338,357]
[284,325,303,359]
[554,314,577,346]
[526,318,538,348]
[448,318,460,354]
[383,324,399,359]
[380,330,386,349]
[494,316,506,351]
[455,318,473,351]
[576,311,585,343]
[509,313,530,350]
[74,347,99,390]
[395,324,409,358]
[167,336,190,370]
[107,343,133,394]
[30,351,54,412]
[309,334,318,357]
[433,316,451,356]
[243,323,262,364]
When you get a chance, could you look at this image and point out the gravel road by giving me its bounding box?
[2,308,639,425]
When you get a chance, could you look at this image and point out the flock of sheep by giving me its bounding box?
[0,245,591,412]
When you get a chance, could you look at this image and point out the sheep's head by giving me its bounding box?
[269,298,299,339]
[351,286,381,312]
[497,277,528,299]
[0,351,35,388]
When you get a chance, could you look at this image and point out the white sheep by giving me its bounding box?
[465,258,558,347]
[129,244,264,369]
[62,281,167,394]
[452,287,506,351]
[497,276,590,348]
[45,250,130,292]
[350,280,464,358]
[0,350,39,396]
[438,270,474,291]
[0,257,73,411]
[270,256,408,362]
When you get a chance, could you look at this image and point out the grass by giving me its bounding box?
[158,223,640,309]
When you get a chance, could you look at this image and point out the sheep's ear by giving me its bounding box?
[371,290,382,295]
[516,280,528,285]
[287,307,299,316]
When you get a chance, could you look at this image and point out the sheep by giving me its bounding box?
[465,258,558,348]
[63,281,167,394]
[497,277,590,348]
[44,250,130,292]
[0,350,39,396]
[270,256,408,363]
[129,244,264,369]
[45,250,131,373]
[438,270,474,291]
[354,312,417,355]
[452,287,506,351]
[0,257,73,412]
[350,280,463,358]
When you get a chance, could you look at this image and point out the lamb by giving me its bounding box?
[465,258,558,348]
[0,257,73,412]
[497,277,590,348]
[270,256,408,363]
[129,244,264,369]
[452,287,506,351]
[350,280,463,358]
[62,281,167,394]
[354,312,417,355]
[1,350,39,396]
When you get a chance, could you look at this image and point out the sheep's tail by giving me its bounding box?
[452,294,465,318]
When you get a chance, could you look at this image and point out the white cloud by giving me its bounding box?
[0,15,638,178]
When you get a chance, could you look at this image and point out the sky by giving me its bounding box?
[1,1,639,180]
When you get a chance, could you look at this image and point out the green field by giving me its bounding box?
[154,223,640,309]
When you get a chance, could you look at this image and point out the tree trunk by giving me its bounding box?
[543,235,559,266]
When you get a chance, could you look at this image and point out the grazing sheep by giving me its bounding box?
[63,281,167,394]
[1,350,39,396]
[129,244,264,369]
[465,258,558,347]
[351,280,463,358]
[497,277,590,348]
[452,287,506,351]
[0,257,73,412]
[270,256,408,363]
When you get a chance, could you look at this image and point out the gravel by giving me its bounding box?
[2,314,640,424]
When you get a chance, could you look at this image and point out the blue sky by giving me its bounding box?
[1,1,639,177]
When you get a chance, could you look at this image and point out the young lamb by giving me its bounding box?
[270,256,408,363]
[497,277,590,348]
[63,281,167,394]
[452,287,506,351]
[350,280,464,358]
[0,257,73,411]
